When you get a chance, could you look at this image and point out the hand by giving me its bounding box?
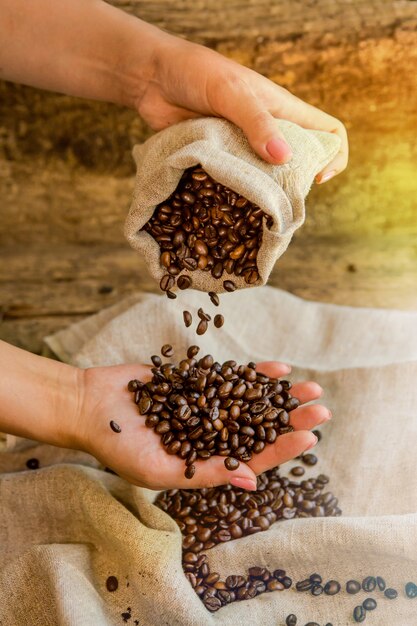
[77,360,329,491]
[135,37,348,184]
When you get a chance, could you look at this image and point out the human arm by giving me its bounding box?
[0,0,348,182]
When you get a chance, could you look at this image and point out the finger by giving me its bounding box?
[248,430,318,475]
[168,455,258,492]
[290,403,331,431]
[209,77,293,164]
[256,361,291,378]
[290,381,323,404]
[270,92,348,181]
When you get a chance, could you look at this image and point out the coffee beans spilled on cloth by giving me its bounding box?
[143,165,271,296]
[128,346,299,479]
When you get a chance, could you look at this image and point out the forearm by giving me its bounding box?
[0,0,170,108]
[0,340,82,449]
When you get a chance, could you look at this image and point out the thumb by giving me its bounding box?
[211,79,292,165]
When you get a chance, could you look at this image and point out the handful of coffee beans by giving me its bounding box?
[128,345,299,479]
[143,165,271,296]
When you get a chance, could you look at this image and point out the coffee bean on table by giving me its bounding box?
[196,319,208,335]
[406,582,417,598]
[346,580,362,594]
[375,576,386,591]
[166,290,177,299]
[209,292,220,306]
[302,454,318,466]
[305,623,320,626]
[223,280,236,292]
[324,580,341,595]
[178,275,192,290]
[311,584,323,596]
[160,274,175,292]
[161,344,174,358]
[353,605,366,622]
[106,576,118,592]
[224,457,240,471]
[290,466,305,477]
[109,420,122,433]
[296,579,313,592]
[26,458,39,470]
[197,307,211,321]
[384,588,398,599]
[362,576,376,592]
[183,311,192,328]
[285,615,297,626]
[362,598,377,610]
[214,314,224,328]
[309,574,322,583]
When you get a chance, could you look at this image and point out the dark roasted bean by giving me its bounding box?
[223,280,236,292]
[302,453,318,466]
[285,615,297,626]
[324,580,341,595]
[109,420,122,433]
[353,605,366,622]
[224,457,240,471]
[161,344,174,358]
[346,580,362,594]
[406,582,417,598]
[363,598,377,610]
[184,465,196,479]
[196,319,208,335]
[183,311,192,327]
[106,576,118,592]
[384,588,398,599]
[26,458,39,470]
[290,466,305,477]
[362,576,376,592]
[376,576,386,591]
[214,314,224,328]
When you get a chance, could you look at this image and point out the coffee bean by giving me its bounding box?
[178,275,192,290]
[290,466,305,477]
[109,420,121,433]
[324,580,341,595]
[183,310,192,328]
[204,595,222,612]
[362,576,376,592]
[281,576,292,589]
[226,575,246,589]
[304,623,320,626]
[166,290,177,299]
[196,319,208,335]
[214,314,224,328]
[106,576,118,592]
[362,598,377,610]
[346,580,362,594]
[302,454,318,466]
[161,344,174,358]
[223,280,236,292]
[406,582,417,598]
[267,579,284,591]
[185,465,195,479]
[151,355,162,367]
[353,605,366,622]
[286,615,297,626]
[312,429,322,442]
[224,457,240,471]
[309,573,322,583]
[160,274,175,292]
[209,292,220,306]
[311,584,323,596]
[376,576,386,591]
[384,588,397,599]
[296,579,313,592]
[26,458,39,470]
[187,345,200,358]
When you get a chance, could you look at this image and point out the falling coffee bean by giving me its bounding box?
[109,420,122,433]
[106,576,118,592]
[196,319,208,335]
[161,344,174,358]
[151,355,162,367]
[209,292,219,307]
[183,311,192,328]
[214,314,224,328]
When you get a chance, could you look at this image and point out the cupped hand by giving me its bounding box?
[76,360,330,491]
[136,37,348,184]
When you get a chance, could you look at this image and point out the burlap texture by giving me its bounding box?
[124,118,340,293]
[1,287,417,626]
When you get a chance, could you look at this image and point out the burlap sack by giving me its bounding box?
[124,118,341,293]
[1,287,417,626]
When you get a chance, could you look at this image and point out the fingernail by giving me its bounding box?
[230,476,257,491]
[304,435,318,452]
[320,410,332,423]
[266,138,292,162]
[317,170,337,184]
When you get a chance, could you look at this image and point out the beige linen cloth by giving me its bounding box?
[1,286,417,626]
[124,118,340,293]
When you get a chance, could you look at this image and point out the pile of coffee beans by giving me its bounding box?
[128,346,299,479]
[155,466,340,612]
[143,165,271,296]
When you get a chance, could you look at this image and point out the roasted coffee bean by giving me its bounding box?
[353,605,366,622]
[362,598,377,610]
[204,595,222,612]
[151,355,162,367]
[109,420,122,433]
[406,582,417,598]
[160,274,175,292]
[362,576,376,592]
[209,292,220,307]
[346,580,362,594]
[166,290,177,299]
[185,465,195,479]
[267,579,284,591]
[183,311,192,328]
[106,576,118,592]
[312,429,322,442]
[305,623,320,626]
[177,275,192,290]
[26,458,39,470]
[384,588,398,599]
[311,584,323,596]
[296,579,313,592]
[302,454,318,466]
[281,576,293,589]
[214,314,224,328]
[324,580,340,595]
[196,319,208,335]
[187,345,200,358]
[376,576,386,591]
[290,466,305,477]
[223,280,236,292]
[226,575,246,589]
[286,615,297,626]
[224,457,240,471]
[161,344,174,358]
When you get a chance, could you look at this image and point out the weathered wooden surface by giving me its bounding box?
[1,235,416,354]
